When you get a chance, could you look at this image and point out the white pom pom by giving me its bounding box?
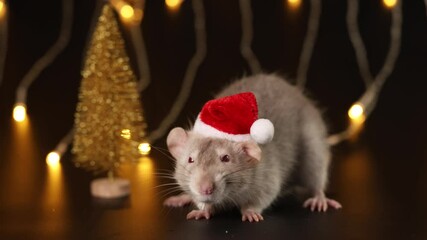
[250,119,274,144]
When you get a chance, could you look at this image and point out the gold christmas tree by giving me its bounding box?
[72,4,147,176]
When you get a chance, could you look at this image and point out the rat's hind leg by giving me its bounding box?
[299,108,342,212]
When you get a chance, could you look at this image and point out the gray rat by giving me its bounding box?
[164,74,342,222]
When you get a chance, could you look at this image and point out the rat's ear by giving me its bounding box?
[240,140,262,162]
[167,127,188,159]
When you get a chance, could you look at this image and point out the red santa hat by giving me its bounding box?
[193,92,274,144]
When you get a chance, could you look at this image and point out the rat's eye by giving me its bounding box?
[220,155,230,163]
[188,157,194,163]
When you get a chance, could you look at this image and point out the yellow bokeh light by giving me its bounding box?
[383,0,397,8]
[120,4,134,19]
[121,129,131,139]
[348,103,365,120]
[0,1,4,14]
[13,103,27,122]
[166,0,183,10]
[288,0,301,8]
[138,142,151,155]
[46,152,61,166]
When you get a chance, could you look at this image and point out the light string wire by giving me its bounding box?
[81,0,105,70]
[296,0,322,89]
[238,0,261,74]
[53,128,75,156]
[49,0,403,156]
[14,0,73,106]
[130,0,151,92]
[146,0,206,143]
[0,0,8,87]
[346,0,373,87]
[50,0,103,159]
[327,0,402,146]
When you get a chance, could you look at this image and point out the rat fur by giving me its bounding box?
[164,74,342,222]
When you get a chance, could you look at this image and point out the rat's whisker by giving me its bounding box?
[154,182,181,189]
[157,186,183,197]
[151,145,176,162]
[158,188,186,200]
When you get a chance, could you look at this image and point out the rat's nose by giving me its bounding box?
[200,182,215,195]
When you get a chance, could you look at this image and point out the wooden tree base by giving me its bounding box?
[91,178,130,198]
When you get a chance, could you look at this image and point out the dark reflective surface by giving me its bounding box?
[1,0,427,239]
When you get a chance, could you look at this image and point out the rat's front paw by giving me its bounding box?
[241,209,264,222]
[163,194,193,207]
[303,194,342,212]
[186,210,211,220]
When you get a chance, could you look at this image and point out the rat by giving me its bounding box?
[163,74,342,222]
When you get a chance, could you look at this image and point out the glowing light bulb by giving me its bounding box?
[120,4,135,19]
[166,0,183,10]
[138,142,151,155]
[288,0,301,8]
[46,152,61,166]
[121,129,131,139]
[13,103,27,122]
[348,103,365,120]
[383,0,397,8]
[0,1,4,14]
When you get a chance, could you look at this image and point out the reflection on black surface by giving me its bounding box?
[337,146,380,216]
[42,159,71,236]
[4,119,41,207]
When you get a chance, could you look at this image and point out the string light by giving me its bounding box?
[14,0,73,122]
[110,0,148,90]
[13,103,27,122]
[346,0,372,87]
[0,1,4,14]
[46,152,61,166]
[383,0,397,8]
[296,0,322,88]
[348,103,364,121]
[328,0,402,145]
[120,4,134,19]
[288,0,302,9]
[46,128,74,167]
[111,0,143,24]
[27,0,404,161]
[138,142,151,155]
[147,0,206,143]
[166,0,183,10]
[128,0,151,92]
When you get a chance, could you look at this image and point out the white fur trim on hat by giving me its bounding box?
[193,116,252,142]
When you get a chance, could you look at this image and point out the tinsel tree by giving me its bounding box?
[72,4,147,177]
